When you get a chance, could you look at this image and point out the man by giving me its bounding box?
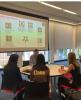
[30,49,39,65]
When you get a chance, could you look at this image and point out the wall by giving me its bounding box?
[49,20,75,63]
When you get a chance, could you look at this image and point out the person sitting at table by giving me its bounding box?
[30,54,50,99]
[29,49,39,66]
[58,52,80,99]
[2,54,27,100]
[59,52,80,85]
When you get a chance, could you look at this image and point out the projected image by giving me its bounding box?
[5,22,12,29]
[19,21,25,31]
[0,12,48,51]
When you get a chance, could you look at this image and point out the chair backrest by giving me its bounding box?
[23,61,29,66]
[25,81,49,99]
[76,74,81,87]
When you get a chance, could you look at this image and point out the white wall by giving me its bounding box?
[49,20,75,62]
[76,25,81,48]
[54,22,73,49]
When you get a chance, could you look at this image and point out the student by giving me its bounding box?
[29,49,39,66]
[30,54,50,100]
[30,54,49,83]
[58,52,80,99]
[2,54,26,100]
[59,52,80,85]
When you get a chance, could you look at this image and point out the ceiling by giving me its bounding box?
[1,2,81,24]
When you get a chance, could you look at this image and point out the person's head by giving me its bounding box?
[33,49,39,55]
[8,54,19,65]
[36,54,45,67]
[68,52,76,64]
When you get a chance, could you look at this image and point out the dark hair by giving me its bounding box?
[36,54,45,67]
[34,49,38,52]
[7,54,19,66]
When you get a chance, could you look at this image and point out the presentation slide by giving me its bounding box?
[0,11,48,52]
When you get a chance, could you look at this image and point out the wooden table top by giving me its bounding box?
[20,64,68,77]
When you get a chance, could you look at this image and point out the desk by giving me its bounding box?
[20,64,68,76]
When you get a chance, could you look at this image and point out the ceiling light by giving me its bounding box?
[39,2,62,10]
[63,9,77,15]
[39,2,77,15]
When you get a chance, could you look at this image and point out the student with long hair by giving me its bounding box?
[59,52,80,84]
[29,54,50,100]
[67,52,80,83]
[58,52,80,99]
[2,54,26,100]
[30,54,49,83]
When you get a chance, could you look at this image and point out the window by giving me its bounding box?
[54,49,71,61]
[1,49,81,67]
[74,49,81,59]
[0,51,48,67]
[22,51,48,62]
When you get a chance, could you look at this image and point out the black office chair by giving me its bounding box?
[23,61,29,67]
[24,81,51,100]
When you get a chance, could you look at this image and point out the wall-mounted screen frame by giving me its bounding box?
[0,8,49,52]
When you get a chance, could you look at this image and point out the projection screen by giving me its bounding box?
[0,10,48,52]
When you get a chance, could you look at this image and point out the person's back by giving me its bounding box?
[2,54,22,92]
[30,54,49,83]
[70,64,80,81]
[29,54,50,100]
[31,65,49,83]
[30,65,50,98]
[2,54,28,100]
[3,64,22,91]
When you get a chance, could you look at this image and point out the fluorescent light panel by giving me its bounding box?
[63,9,77,15]
[39,2,77,15]
[40,2,62,10]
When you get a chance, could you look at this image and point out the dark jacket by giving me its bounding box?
[2,64,23,92]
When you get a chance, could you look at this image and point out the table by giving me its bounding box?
[20,65,68,87]
[20,64,68,76]
[20,65,68,98]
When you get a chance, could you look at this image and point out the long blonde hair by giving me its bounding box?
[68,52,80,67]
